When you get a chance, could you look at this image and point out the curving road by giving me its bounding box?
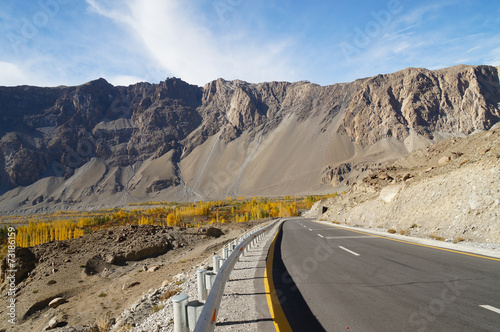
[269,218,500,331]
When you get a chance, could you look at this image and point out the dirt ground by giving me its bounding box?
[0,220,268,331]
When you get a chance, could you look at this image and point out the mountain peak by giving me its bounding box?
[0,64,498,212]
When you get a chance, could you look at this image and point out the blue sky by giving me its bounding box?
[1,0,499,87]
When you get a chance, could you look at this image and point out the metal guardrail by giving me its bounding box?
[193,218,280,332]
[170,219,280,332]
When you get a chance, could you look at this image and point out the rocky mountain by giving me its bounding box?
[0,64,499,213]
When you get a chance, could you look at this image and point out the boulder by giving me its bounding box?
[123,243,170,261]
[402,173,413,181]
[206,227,223,238]
[438,156,451,164]
[85,255,112,276]
[46,317,59,330]
[378,172,393,180]
[44,316,67,330]
[122,281,140,290]
[147,265,160,272]
[105,253,126,265]
[48,297,67,308]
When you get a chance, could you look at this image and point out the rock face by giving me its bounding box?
[0,65,499,212]
[336,66,500,145]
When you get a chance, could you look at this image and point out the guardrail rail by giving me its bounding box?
[172,218,281,332]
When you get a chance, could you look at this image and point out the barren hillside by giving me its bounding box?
[309,125,500,244]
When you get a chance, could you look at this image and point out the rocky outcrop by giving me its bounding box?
[321,163,352,185]
[337,65,500,145]
[0,247,37,284]
[0,65,498,211]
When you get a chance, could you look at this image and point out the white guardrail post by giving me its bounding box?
[205,272,216,291]
[197,269,207,301]
[222,247,228,260]
[213,255,220,274]
[218,258,225,269]
[187,300,204,329]
[172,294,189,332]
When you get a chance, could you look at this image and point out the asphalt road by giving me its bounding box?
[271,218,500,331]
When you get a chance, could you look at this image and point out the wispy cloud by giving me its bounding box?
[86,0,299,86]
[393,2,453,27]
[86,0,133,25]
[0,1,498,87]
[332,0,500,83]
[488,47,500,66]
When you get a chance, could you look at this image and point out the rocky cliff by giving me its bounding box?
[0,65,499,213]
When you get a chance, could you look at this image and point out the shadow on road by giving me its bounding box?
[272,221,326,331]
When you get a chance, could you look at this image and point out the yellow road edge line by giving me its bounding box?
[312,220,500,262]
[265,222,293,332]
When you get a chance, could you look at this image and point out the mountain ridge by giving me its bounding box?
[0,64,499,213]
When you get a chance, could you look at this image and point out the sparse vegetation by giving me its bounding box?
[152,304,165,313]
[429,234,446,241]
[387,229,397,234]
[116,323,133,332]
[453,237,465,244]
[160,288,181,302]
[91,312,114,332]
[98,292,107,297]
[6,195,335,249]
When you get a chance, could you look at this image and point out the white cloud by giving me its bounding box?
[107,75,146,86]
[0,61,29,86]
[87,0,298,86]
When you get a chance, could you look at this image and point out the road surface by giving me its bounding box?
[268,218,500,331]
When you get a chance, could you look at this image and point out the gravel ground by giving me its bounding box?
[124,221,279,332]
